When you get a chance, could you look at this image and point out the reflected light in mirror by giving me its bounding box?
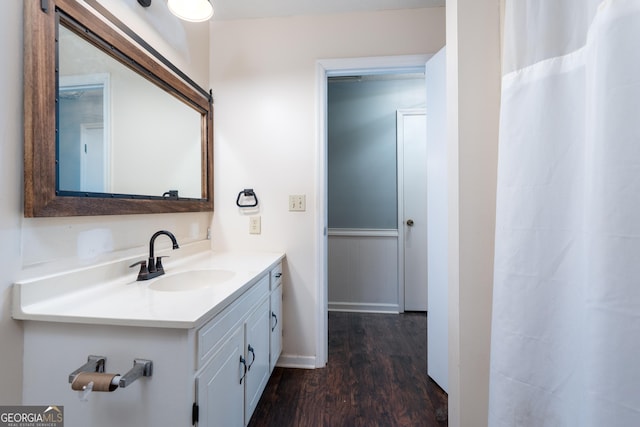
[168,0,214,22]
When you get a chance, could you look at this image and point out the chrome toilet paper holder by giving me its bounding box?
[119,359,153,388]
[68,356,153,388]
[68,355,106,383]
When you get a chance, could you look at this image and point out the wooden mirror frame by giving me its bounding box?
[24,0,214,217]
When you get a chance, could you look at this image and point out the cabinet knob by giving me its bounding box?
[406,219,414,227]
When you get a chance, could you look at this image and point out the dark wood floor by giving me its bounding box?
[248,311,448,427]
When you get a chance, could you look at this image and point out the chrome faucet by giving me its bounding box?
[130,230,179,281]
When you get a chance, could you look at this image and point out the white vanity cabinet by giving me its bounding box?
[196,272,275,426]
[16,251,284,427]
[196,262,284,426]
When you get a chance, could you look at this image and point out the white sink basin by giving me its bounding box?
[149,269,236,292]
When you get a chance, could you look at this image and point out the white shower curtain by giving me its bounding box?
[489,1,640,426]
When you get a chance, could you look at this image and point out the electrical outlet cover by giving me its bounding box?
[249,216,261,234]
[289,195,306,211]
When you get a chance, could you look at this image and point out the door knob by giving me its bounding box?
[406,219,414,227]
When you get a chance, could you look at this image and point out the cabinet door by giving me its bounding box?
[270,284,283,373]
[198,325,245,427]
[244,297,271,424]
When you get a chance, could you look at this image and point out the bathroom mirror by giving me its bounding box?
[24,0,214,216]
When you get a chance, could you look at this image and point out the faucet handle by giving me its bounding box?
[129,259,147,269]
[155,256,169,271]
[129,260,149,279]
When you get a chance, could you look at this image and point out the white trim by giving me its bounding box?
[276,354,318,370]
[328,228,398,237]
[329,302,400,313]
[397,108,428,313]
[315,61,329,368]
[322,54,432,77]
[397,110,406,313]
[316,54,431,370]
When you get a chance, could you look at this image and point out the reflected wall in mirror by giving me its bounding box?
[24,0,213,217]
[58,25,202,198]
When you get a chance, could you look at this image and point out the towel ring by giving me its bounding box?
[236,189,258,208]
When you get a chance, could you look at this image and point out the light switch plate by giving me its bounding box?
[289,195,306,211]
[249,216,261,234]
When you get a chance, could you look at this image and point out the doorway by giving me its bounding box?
[317,54,432,366]
[58,73,111,193]
[327,74,426,314]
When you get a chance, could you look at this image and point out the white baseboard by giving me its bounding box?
[328,302,400,314]
[275,354,318,369]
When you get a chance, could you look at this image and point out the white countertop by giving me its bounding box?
[12,242,285,329]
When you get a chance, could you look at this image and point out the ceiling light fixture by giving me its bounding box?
[167,0,214,22]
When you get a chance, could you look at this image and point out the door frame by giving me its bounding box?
[397,108,428,313]
[315,54,431,367]
[59,72,111,192]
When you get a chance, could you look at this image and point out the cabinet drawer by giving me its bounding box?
[270,263,282,290]
[197,274,269,369]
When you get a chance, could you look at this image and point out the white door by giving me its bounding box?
[80,123,106,192]
[197,325,245,427]
[398,109,428,311]
[244,298,271,423]
[425,47,448,392]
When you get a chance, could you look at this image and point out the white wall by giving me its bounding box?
[328,77,426,229]
[426,47,448,391]
[209,8,445,367]
[328,231,399,312]
[446,1,501,426]
[209,3,502,424]
[0,0,25,406]
[0,0,211,403]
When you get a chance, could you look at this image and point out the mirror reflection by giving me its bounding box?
[58,24,203,199]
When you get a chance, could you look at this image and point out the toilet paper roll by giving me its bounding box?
[71,372,119,392]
